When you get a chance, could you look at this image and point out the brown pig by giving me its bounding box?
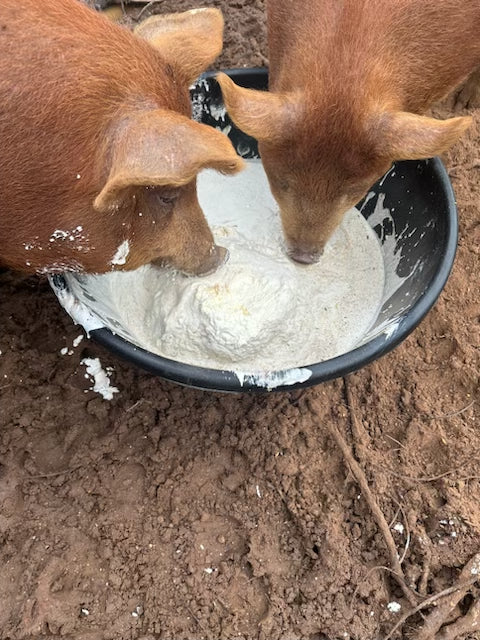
[0,1,243,276]
[218,0,480,263]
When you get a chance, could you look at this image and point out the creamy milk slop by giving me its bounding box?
[75,161,385,371]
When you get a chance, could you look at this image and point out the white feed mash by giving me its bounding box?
[73,160,385,372]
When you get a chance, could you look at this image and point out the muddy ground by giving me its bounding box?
[0,2,479,639]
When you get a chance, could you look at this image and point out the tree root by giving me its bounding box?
[412,555,480,640]
[309,397,418,607]
[383,555,480,640]
[436,595,480,640]
[308,396,480,639]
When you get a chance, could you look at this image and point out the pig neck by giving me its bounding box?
[267,0,480,114]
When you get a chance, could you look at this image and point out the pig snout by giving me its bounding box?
[152,243,229,277]
[286,245,324,265]
[190,243,229,277]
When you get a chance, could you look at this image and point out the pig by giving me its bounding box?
[0,0,244,276]
[217,0,480,264]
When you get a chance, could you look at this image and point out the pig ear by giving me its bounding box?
[134,9,224,84]
[94,109,244,212]
[377,111,472,160]
[216,72,302,142]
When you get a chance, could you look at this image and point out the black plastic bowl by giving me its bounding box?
[50,68,458,392]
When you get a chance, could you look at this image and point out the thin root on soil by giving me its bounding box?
[309,397,418,607]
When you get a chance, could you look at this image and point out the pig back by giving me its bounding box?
[266,0,480,110]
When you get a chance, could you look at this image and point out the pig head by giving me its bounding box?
[0,1,243,276]
[218,0,480,263]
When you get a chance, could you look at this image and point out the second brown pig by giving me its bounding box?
[0,1,243,276]
[218,0,480,263]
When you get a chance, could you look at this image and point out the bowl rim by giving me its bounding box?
[65,67,459,393]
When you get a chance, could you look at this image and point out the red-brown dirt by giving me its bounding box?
[0,2,479,639]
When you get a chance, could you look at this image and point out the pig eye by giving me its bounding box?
[145,186,179,207]
[157,193,178,206]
